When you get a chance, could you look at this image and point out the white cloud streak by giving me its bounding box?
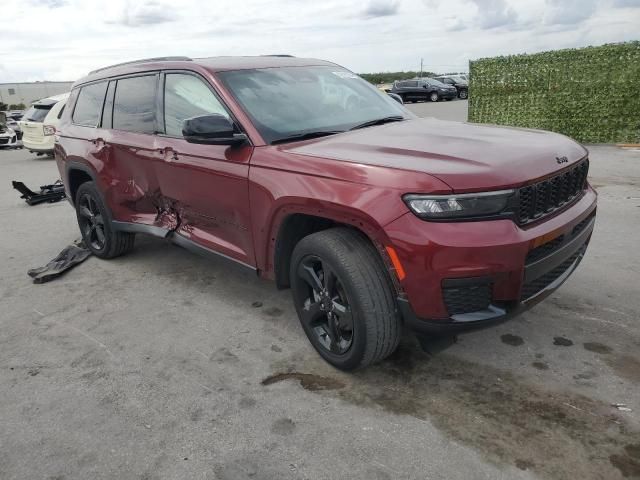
[0,0,638,82]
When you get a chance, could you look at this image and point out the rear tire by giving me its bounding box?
[75,182,135,259]
[290,228,400,370]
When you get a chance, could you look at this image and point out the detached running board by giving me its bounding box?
[12,180,66,205]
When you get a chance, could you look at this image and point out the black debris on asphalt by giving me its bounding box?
[12,180,66,206]
[27,239,91,284]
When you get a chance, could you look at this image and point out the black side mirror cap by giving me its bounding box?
[182,114,248,146]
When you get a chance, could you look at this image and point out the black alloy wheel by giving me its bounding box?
[295,255,354,355]
[74,181,135,259]
[290,228,400,370]
[78,192,106,251]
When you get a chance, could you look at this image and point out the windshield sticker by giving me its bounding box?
[332,71,358,79]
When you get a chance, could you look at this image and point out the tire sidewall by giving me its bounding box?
[290,242,370,370]
[430,92,439,102]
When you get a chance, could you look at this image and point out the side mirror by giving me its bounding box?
[182,114,247,146]
[423,84,429,89]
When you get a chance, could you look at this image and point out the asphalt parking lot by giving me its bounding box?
[1,107,639,479]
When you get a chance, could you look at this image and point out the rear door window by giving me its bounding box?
[73,82,108,127]
[23,105,52,122]
[113,75,157,134]
[163,73,229,137]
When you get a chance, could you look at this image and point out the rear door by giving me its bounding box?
[153,71,255,267]
[104,74,165,227]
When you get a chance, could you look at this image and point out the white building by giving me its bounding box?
[0,81,73,107]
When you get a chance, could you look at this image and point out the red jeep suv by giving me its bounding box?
[55,56,596,370]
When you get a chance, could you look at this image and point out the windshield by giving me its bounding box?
[218,66,412,144]
[22,104,54,122]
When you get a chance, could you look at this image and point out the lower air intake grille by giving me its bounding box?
[443,282,492,315]
[520,247,584,301]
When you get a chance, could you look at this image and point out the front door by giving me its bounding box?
[153,71,255,267]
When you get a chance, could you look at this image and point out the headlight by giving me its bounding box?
[403,190,515,220]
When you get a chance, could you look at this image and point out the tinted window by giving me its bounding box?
[73,82,108,126]
[113,75,157,134]
[164,73,229,136]
[23,105,52,122]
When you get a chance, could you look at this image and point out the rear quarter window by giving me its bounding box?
[73,82,108,127]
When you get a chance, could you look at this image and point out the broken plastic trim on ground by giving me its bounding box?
[27,239,92,284]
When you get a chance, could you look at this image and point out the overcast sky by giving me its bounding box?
[1,0,639,82]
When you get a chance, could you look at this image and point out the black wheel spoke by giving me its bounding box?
[95,226,106,245]
[332,300,353,330]
[298,261,323,294]
[79,206,92,219]
[94,214,104,226]
[323,264,337,294]
[326,314,341,353]
[300,299,323,325]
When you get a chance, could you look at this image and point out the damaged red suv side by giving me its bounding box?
[55,56,597,370]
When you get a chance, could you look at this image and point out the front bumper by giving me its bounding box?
[385,186,597,333]
[0,134,18,147]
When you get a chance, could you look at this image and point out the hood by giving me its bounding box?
[284,118,588,191]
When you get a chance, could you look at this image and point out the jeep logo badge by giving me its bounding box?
[556,156,569,164]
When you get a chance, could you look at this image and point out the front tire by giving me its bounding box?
[459,89,468,99]
[75,182,135,259]
[290,228,400,370]
[429,91,439,102]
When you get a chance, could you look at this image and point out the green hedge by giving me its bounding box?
[468,42,640,143]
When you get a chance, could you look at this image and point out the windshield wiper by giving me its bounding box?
[271,130,344,145]
[349,116,405,131]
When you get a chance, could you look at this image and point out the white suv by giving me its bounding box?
[19,92,69,156]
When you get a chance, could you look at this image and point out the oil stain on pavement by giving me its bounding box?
[264,344,640,479]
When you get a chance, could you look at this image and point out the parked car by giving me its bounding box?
[56,56,596,371]
[19,93,69,156]
[5,116,22,140]
[6,110,24,120]
[433,75,468,99]
[389,78,457,102]
[0,112,19,148]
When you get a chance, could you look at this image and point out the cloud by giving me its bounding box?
[612,0,640,6]
[469,0,518,29]
[29,0,67,7]
[544,0,597,25]
[362,0,400,18]
[107,0,175,26]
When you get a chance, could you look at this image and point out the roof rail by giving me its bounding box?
[89,56,192,75]
[261,54,295,57]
